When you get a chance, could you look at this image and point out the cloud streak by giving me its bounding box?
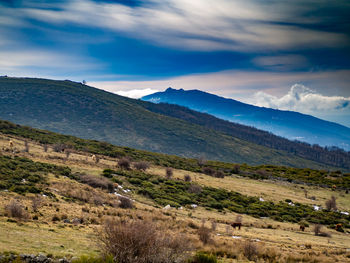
[13,0,349,52]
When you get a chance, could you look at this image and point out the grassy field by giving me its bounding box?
[0,135,350,262]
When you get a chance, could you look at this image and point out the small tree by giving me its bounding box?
[314,224,322,236]
[42,144,48,153]
[32,195,42,212]
[243,241,259,261]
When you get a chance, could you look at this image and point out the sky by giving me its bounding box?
[1,0,350,126]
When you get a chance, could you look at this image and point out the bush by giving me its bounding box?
[184,174,192,182]
[188,184,202,194]
[243,241,259,261]
[119,196,133,209]
[190,252,217,263]
[314,224,322,236]
[134,161,150,171]
[118,157,131,170]
[5,200,29,220]
[325,196,337,211]
[79,173,114,192]
[99,219,191,263]
[198,225,212,245]
[165,167,173,179]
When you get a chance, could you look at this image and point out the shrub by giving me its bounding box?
[43,144,48,152]
[325,196,337,211]
[198,225,212,245]
[314,224,322,236]
[24,140,29,153]
[53,143,66,152]
[99,219,191,263]
[188,184,202,194]
[119,196,133,209]
[202,167,215,176]
[190,252,217,263]
[243,241,259,261]
[79,173,114,192]
[5,200,29,220]
[134,161,150,171]
[184,174,192,182]
[118,157,131,170]
[31,195,42,212]
[52,215,60,222]
[166,167,173,179]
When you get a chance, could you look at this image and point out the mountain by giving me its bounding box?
[0,77,349,170]
[142,88,350,151]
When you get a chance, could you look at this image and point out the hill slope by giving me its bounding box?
[142,88,350,151]
[0,77,346,169]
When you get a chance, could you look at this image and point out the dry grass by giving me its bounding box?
[0,134,350,262]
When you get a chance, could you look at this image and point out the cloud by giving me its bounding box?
[114,88,160,99]
[13,0,349,52]
[251,84,350,124]
[252,55,309,71]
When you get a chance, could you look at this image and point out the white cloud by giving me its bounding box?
[114,88,160,99]
[18,0,349,52]
[251,84,350,125]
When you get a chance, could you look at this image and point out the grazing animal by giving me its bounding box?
[91,154,96,162]
[300,225,305,231]
[335,223,342,231]
[231,222,242,230]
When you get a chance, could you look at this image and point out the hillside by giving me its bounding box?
[0,127,349,262]
[0,77,344,170]
[142,88,350,151]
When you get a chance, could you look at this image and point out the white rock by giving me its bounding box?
[232,236,241,239]
[190,204,198,208]
[259,197,265,202]
[340,211,349,215]
[163,205,171,210]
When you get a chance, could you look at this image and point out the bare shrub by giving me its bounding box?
[134,161,150,171]
[24,140,29,153]
[197,157,206,167]
[214,170,225,178]
[211,220,217,231]
[184,174,192,182]
[53,143,66,153]
[242,240,259,261]
[225,225,232,236]
[314,224,322,236]
[5,200,29,220]
[65,149,71,159]
[325,195,337,211]
[31,195,42,212]
[99,219,191,263]
[79,173,114,192]
[188,184,202,194]
[118,157,131,170]
[119,196,133,209]
[202,167,215,176]
[165,167,173,179]
[42,144,48,152]
[232,164,240,174]
[198,225,212,245]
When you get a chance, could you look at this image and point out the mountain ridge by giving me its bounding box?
[0,77,349,170]
[142,88,350,150]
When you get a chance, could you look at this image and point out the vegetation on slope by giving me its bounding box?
[142,102,350,169]
[1,119,350,189]
[0,77,346,170]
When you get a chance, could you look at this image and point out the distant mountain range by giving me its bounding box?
[142,88,350,151]
[0,77,349,170]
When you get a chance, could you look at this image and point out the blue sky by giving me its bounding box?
[1,0,350,126]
